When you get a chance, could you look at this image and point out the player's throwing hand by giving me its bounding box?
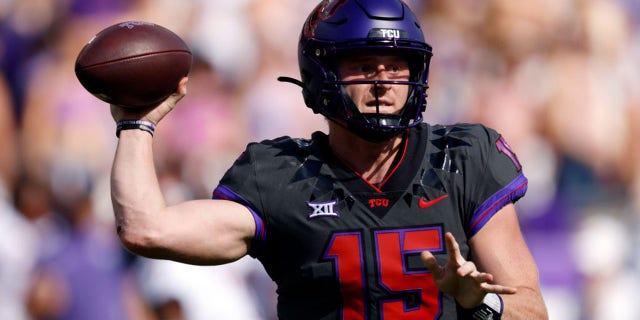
[110,77,188,125]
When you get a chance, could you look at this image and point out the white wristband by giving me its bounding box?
[458,293,503,319]
[483,293,504,315]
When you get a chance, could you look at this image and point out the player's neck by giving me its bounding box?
[328,122,405,184]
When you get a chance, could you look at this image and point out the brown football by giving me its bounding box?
[75,21,192,108]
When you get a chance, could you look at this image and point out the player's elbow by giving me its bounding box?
[114,209,165,257]
[117,225,154,256]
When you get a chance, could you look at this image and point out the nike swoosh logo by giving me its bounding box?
[418,194,448,209]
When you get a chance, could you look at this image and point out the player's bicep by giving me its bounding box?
[153,198,256,265]
[468,204,539,288]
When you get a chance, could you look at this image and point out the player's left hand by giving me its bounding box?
[420,232,517,308]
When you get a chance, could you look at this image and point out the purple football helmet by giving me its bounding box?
[280,0,432,142]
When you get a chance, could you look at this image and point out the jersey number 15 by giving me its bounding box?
[324,227,444,319]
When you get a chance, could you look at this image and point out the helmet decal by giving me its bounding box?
[303,0,348,38]
[301,12,318,38]
[318,0,348,20]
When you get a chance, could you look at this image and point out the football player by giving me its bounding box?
[109,0,548,318]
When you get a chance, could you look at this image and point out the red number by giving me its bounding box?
[325,232,366,320]
[325,227,443,319]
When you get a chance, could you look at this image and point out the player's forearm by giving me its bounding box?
[501,286,548,319]
[111,129,167,254]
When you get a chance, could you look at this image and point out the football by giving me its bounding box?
[75,21,192,108]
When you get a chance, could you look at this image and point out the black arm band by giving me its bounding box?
[457,293,503,320]
[116,120,156,138]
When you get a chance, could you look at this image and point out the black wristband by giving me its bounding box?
[116,120,156,138]
[457,293,503,320]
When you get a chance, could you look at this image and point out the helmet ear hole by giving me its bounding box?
[301,70,321,114]
[304,91,322,114]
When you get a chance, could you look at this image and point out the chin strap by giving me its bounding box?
[277,76,304,88]
[347,121,405,142]
[326,117,403,143]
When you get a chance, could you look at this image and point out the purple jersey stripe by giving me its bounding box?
[212,184,266,258]
[468,174,528,237]
[496,136,522,172]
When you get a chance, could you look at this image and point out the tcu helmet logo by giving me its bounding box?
[303,0,348,38]
[379,29,400,38]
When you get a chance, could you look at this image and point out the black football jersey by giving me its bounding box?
[213,123,527,320]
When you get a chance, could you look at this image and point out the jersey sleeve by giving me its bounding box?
[461,125,528,237]
[211,143,267,258]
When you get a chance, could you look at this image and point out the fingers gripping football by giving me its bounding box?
[110,77,188,125]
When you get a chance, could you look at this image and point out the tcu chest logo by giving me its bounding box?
[307,199,340,219]
[368,198,389,208]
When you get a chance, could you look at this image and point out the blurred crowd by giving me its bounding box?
[0,0,639,319]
